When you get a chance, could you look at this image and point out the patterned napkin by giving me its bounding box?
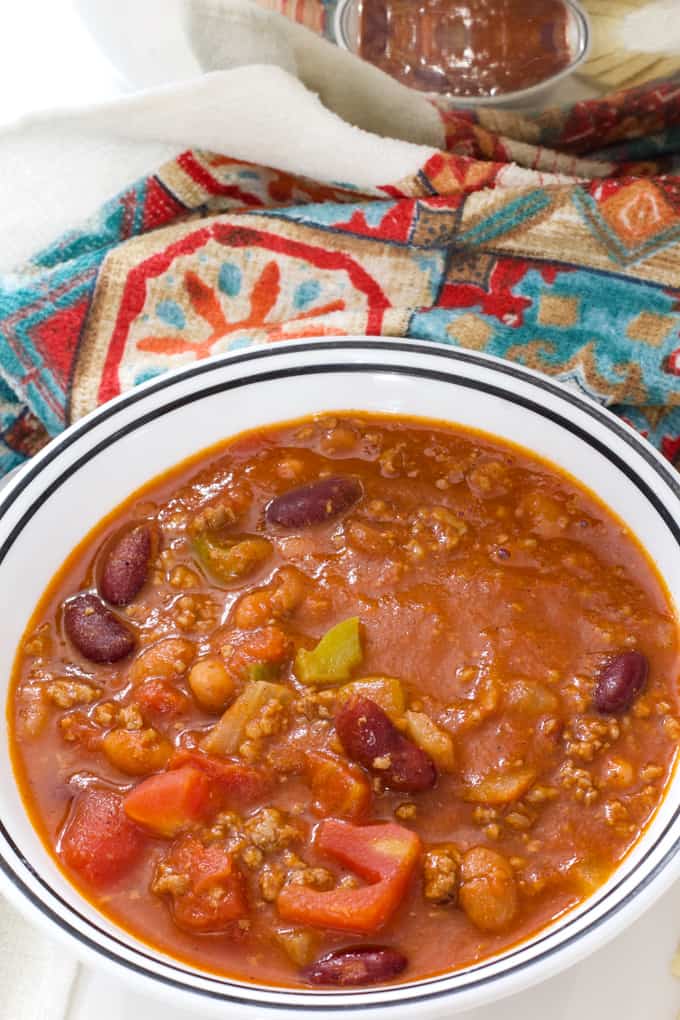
[0,16,679,481]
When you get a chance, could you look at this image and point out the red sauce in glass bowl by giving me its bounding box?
[357,0,572,97]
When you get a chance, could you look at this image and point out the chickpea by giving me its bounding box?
[130,638,195,684]
[233,592,268,631]
[459,846,518,933]
[189,656,235,713]
[603,755,634,788]
[102,727,172,775]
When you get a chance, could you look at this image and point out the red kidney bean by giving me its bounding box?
[303,946,408,986]
[335,696,437,792]
[64,593,136,663]
[265,476,362,530]
[593,651,649,714]
[99,524,153,606]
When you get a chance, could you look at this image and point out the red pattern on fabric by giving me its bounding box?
[555,81,680,155]
[211,224,391,332]
[177,152,265,206]
[98,227,213,404]
[142,177,187,231]
[662,435,680,464]
[333,202,417,243]
[378,184,413,199]
[99,222,391,403]
[32,295,91,390]
[664,347,680,376]
[437,108,511,162]
[420,151,504,194]
[437,260,569,325]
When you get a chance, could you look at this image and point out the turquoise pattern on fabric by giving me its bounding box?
[218,263,243,297]
[409,267,678,410]
[156,301,186,329]
[458,191,552,247]
[255,200,397,231]
[294,280,322,309]
[0,255,100,434]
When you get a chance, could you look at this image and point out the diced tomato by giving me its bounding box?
[60,711,103,752]
[60,788,146,885]
[169,748,271,806]
[135,679,190,718]
[124,766,215,837]
[157,835,248,933]
[220,625,292,680]
[277,819,421,934]
[306,752,371,820]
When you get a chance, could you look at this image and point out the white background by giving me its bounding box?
[0,0,124,126]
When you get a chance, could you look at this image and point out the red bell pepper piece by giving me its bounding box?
[277,819,421,934]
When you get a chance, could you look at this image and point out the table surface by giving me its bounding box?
[3,3,680,1018]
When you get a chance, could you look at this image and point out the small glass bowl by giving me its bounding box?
[332,0,591,108]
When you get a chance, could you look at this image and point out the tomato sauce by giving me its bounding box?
[357,0,572,97]
[8,413,680,988]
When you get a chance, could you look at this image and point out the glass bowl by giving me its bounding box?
[332,0,591,108]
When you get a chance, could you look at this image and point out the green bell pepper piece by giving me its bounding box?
[247,661,279,684]
[194,532,271,585]
[295,617,362,686]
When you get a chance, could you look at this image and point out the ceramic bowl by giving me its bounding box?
[1,338,678,1019]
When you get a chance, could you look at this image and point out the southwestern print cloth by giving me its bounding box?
[1,79,680,478]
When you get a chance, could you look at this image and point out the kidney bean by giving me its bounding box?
[99,524,153,606]
[303,946,408,986]
[336,696,436,792]
[265,476,362,530]
[64,593,136,663]
[593,651,648,714]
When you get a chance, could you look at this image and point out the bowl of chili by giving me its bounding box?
[1,338,679,1017]
[333,0,591,107]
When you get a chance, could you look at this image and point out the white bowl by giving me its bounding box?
[1,338,679,1019]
